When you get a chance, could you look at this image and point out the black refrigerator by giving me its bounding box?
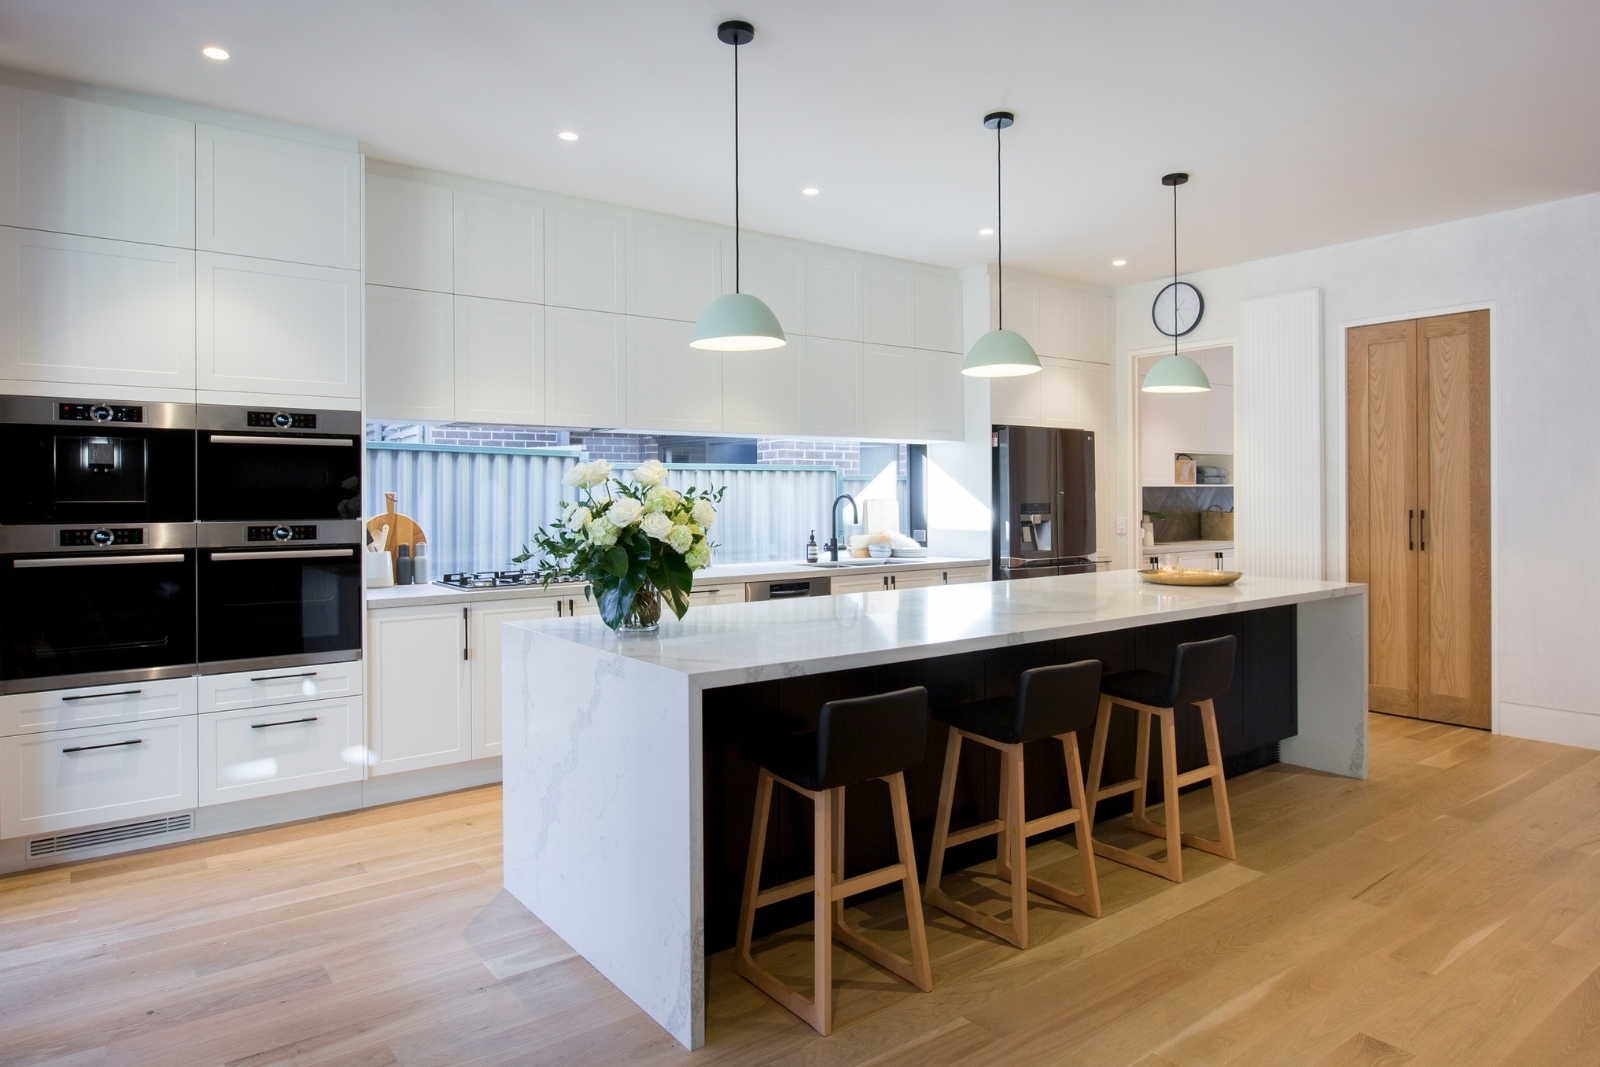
[991,425,1097,581]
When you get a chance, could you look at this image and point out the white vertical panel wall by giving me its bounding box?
[1236,288,1323,579]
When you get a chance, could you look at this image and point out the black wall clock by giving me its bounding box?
[1152,281,1203,337]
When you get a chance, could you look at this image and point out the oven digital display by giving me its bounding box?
[246,411,317,429]
[57,403,143,423]
[58,527,145,546]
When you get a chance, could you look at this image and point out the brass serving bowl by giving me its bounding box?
[1138,568,1243,587]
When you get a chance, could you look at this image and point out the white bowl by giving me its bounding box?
[867,543,893,558]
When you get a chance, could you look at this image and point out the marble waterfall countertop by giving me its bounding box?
[508,567,1363,688]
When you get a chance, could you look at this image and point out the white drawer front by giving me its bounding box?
[198,697,365,806]
[1,716,197,838]
[0,676,198,736]
[943,565,992,586]
[199,660,362,714]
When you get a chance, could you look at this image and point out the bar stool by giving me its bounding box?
[1086,635,1237,883]
[735,687,933,1036]
[924,660,1103,950]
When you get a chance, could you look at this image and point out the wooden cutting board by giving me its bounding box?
[366,493,426,560]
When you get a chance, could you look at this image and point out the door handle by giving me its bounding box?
[249,671,319,682]
[14,554,184,569]
[1408,509,1414,551]
[210,549,354,561]
[462,607,469,661]
[62,738,142,754]
[251,716,319,729]
[61,689,143,702]
[1419,510,1426,552]
[208,434,353,447]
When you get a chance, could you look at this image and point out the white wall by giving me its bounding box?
[1114,192,1600,748]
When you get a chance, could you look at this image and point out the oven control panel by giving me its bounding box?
[246,411,317,429]
[58,402,143,423]
[59,527,145,547]
[247,525,319,542]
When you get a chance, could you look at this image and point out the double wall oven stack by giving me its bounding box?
[0,398,362,695]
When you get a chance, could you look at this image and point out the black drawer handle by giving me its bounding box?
[248,671,319,682]
[61,689,143,702]
[62,738,142,753]
[251,716,319,730]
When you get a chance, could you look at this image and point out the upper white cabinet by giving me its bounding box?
[545,208,624,312]
[625,316,720,432]
[861,345,914,439]
[913,352,966,440]
[914,274,963,353]
[545,306,625,426]
[0,226,195,390]
[997,282,1038,352]
[723,347,801,435]
[991,355,1101,431]
[0,86,195,248]
[455,191,542,303]
[737,237,805,333]
[862,267,913,347]
[364,172,452,292]
[197,252,361,398]
[455,295,544,425]
[628,222,720,322]
[366,285,454,421]
[806,255,860,341]
[800,337,862,437]
[196,125,361,269]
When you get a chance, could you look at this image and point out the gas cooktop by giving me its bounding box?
[435,571,584,589]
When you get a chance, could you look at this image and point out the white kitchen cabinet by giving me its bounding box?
[545,207,624,312]
[829,572,891,595]
[1,715,197,839]
[545,306,625,426]
[196,252,361,399]
[197,696,365,806]
[800,337,863,437]
[992,355,1101,433]
[366,285,454,421]
[998,282,1038,351]
[914,274,963,353]
[0,226,195,391]
[989,364,1041,425]
[196,125,361,269]
[364,172,453,292]
[737,237,805,334]
[0,676,197,737]
[455,295,544,425]
[887,569,943,590]
[722,346,801,435]
[628,222,721,322]
[625,315,719,432]
[455,191,542,303]
[861,345,914,438]
[806,255,861,341]
[0,85,195,248]
[942,563,992,585]
[199,659,362,715]
[913,351,966,440]
[1039,358,1083,428]
[862,266,914,347]
[1034,286,1078,359]
[688,583,743,607]
[468,599,559,760]
[368,605,471,776]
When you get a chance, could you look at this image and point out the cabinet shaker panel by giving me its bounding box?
[454,191,541,303]
[628,222,721,321]
[625,315,720,432]
[862,268,914,347]
[806,256,861,340]
[737,238,805,333]
[364,173,452,292]
[455,295,544,425]
[365,284,454,421]
[801,337,863,437]
[545,306,625,426]
[545,208,624,312]
[913,274,963,353]
[861,345,913,438]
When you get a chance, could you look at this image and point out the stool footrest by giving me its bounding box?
[944,818,1005,848]
[1023,807,1082,837]
[834,863,909,902]
[1093,776,1144,803]
[754,874,816,908]
[1175,765,1220,789]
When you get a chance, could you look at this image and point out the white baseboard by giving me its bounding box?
[1499,702,1600,750]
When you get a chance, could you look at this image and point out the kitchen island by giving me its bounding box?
[501,569,1366,1048]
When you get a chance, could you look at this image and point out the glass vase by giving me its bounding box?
[618,578,662,633]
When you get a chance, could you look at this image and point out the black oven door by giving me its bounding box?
[0,528,197,693]
[196,406,361,521]
[197,545,362,672]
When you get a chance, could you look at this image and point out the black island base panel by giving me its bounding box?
[700,604,1297,954]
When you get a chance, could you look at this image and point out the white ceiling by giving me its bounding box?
[2,1,1596,287]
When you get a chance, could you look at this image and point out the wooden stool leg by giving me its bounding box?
[1060,731,1102,918]
[832,785,847,928]
[1179,700,1238,861]
[1086,694,1113,824]
[1130,707,1155,835]
[995,743,1012,880]
[1156,709,1183,882]
[812,786,834,1035]
[924,726,962,903]
[736,769,774,963]
[888,773,933,991]
[1005,744,1029,950]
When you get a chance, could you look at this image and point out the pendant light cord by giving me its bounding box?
[733,38,741,294]
[996,122,1003,329]
[1172,179,1178,358]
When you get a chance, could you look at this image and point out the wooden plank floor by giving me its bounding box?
[4,713,1600,1065]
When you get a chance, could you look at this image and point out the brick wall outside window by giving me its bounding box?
[756,438,861,474]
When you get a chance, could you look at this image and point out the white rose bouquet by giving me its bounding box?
[513,458,723,631]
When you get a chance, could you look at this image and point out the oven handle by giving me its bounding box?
[13,554,186,569]
[210,549,356,562]
[207,434,353,447]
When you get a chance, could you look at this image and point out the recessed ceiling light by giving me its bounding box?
[979,228,994,236]
[558,131,579,142]
[1112,259,1127,266]
[801,187,819,196]
[202,46,229,61]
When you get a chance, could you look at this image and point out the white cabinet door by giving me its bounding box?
[366,285,454,421]
[196,125,361,269]
[628,222,721,322]
[468,599,560,760]
[368,605,471,776]
[806,256,861,341]
[0,85,195,248]
[454,191,542,303]
[889,569,943,590]
[1222,548,1236,571]
[688,583,743,606]
[455,295,544,425]
[862,266,913,347]
[1035,286,1078,359]
[197,252,362,399]
[0,675,198,736]
[738,237,805,334]
[1203,382,1234,453]
[545,207,624,312]
[830,572,889,594]
[914,352,966,440]
[990,368,1040,425]
[625,315,720,432]
[914,274,963,353]
[197,697,365,806]
[942,564,991,585]
[545,306,625,426]
[1,715,197,839]
[861,345,914,438]
[364,172,452,292]
[1038,357,1083,428]
[0,226,195,390]
[800,337,862,438]
[722,347,801,434]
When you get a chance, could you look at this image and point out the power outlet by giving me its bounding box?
[1116,517,1127,535]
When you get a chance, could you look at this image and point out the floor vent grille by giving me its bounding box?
[28,813,194,858]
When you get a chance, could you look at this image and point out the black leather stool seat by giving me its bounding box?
[1098,670,1181,709]
[935,660,1103,745]
[739,686,928,791]
[1099,635,1237,711]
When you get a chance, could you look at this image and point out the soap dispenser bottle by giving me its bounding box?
[805,530,818,563]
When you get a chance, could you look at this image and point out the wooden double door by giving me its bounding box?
[1347,312,1490,727]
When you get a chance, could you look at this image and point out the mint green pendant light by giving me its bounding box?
[691,21,787,352]
[963,111,1040,378]
[1142,172,1210,393]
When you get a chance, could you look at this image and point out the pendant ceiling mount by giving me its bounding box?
[691,19,787,352]
[1143,171,1210,393]
[963,110,1040,378]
